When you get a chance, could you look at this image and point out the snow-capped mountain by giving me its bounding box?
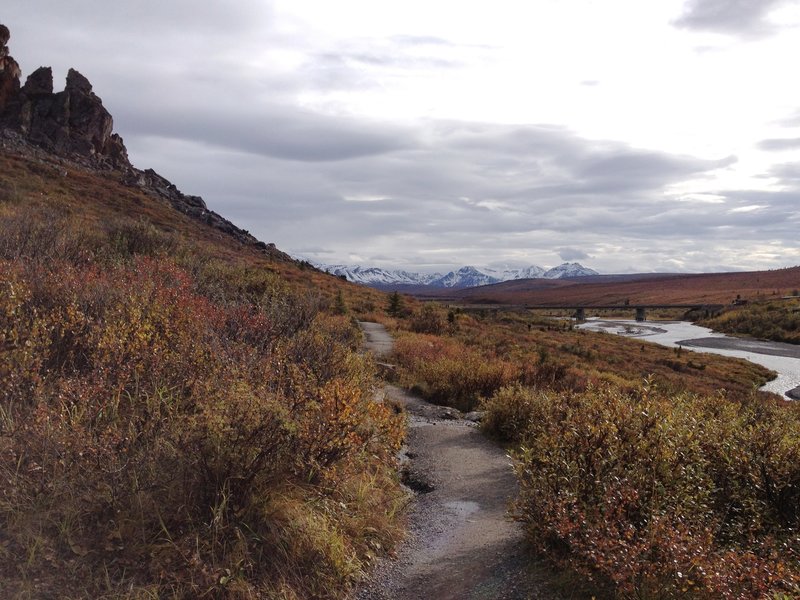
[495,265,548,280]
[316,264,441,286]
[314,262,598,289]
[542,262,599,279]
[429,266,501,288]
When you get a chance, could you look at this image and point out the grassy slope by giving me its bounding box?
[0,148,403,599]
[0,151,387,307]
[700,296,800,345]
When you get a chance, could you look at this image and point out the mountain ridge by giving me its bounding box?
[316,261,599,288]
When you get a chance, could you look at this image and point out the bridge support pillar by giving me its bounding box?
[575,307,585,321]
[635,307,646,322]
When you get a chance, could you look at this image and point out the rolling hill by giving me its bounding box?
[434,268,800,306]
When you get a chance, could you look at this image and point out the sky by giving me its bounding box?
[3,0,800,274]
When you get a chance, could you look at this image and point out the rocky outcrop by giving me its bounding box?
[1,63,131,170]
[0,25,21,113]
[119,167,292,253]
[0,23,291,260]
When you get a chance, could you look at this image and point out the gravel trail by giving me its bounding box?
[354,322,563,600]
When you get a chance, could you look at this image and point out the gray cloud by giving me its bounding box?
[119,111,796,274]
[3,1,798,274]
[558,248,591,261]
[119,103,413,162]
[673,0,792,37]
[765,162,800,185]
[758,138,800,151]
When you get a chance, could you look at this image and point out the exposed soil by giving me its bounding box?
[354,322,564,600]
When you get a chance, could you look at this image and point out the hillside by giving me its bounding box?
[1,24,401,599]
[445,268,800,306]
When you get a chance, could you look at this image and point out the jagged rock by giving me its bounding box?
[0,35,129,170]
[21,66,53,95]
[0,23,293,263]
[0,24,21,112]
[66,68,92,94]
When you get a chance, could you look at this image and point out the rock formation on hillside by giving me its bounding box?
[0,25,21,113]
[0,26,130,171]
[0,24,288,258]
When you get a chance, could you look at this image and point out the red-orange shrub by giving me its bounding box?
[509,383,800,598]
[0,256,404,598]
[392,333,519,411]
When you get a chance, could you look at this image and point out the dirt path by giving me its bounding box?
[354,323,562,600]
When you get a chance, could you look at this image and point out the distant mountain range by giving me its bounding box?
[316,262,599,289]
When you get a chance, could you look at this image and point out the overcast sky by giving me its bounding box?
[4,1,800,273]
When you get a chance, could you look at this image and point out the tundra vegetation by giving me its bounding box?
[700,297,800,345]
[390,304,800,598]
[0,153,403,599]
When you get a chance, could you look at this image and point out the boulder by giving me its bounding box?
[463,411,485,423]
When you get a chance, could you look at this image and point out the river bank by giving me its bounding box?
[578,319,800,400]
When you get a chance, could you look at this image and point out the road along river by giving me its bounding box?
[578,319,800,400]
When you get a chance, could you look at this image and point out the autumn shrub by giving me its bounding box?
[391,332,519,411]
[0,256,405,599]
[509,382,800,598]
[409,303,446,334]
[701,299,800,344]
[103,216,179,260]
[0,204,96,263]
[480,383,541,443]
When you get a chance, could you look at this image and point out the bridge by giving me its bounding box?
[524,304,725,322]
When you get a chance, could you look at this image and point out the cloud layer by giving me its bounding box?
[3,0,800,274]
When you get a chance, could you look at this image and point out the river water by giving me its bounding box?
[578,319,800,400]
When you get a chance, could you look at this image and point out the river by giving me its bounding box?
[578,319,800,400]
